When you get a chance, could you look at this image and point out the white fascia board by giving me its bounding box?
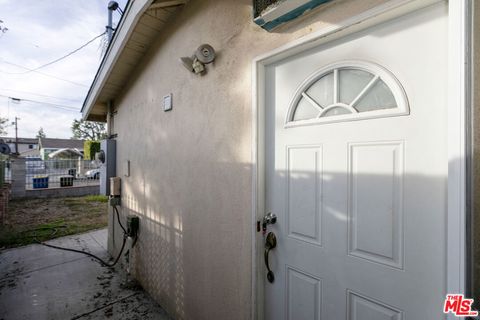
[82,0,154,120]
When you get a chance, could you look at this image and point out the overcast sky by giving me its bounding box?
[0,0,127,139]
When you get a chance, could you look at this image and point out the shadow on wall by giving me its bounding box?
[114,161,254,320]
[110,158,460,320]
[123,195,185,320]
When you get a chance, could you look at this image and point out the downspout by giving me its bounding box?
[107,100,114,138]
[106,2,118,138]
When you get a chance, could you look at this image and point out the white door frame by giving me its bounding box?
[250,0,472,319]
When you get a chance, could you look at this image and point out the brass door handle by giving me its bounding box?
[264,232,277,283]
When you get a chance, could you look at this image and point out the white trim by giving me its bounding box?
[319,103,358,116]
[351,75,380,108]
[301,92,324,112]
[251,53,266,320]
[251,0,469,319]
[284,60,409,127]
[333,68,339,104]
[447,2,471,317]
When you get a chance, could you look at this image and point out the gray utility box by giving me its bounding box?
[100,139,116,196]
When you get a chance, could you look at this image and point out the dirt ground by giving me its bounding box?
[0,195,108,249]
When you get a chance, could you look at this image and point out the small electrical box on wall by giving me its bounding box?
[124,160,130,177]
[99,139,116,196]
[110,177,121,197]
[163,93,172,112]
[127,215,139,238]
[109,177,121,206]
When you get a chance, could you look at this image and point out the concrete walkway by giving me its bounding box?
[0,229,171,320]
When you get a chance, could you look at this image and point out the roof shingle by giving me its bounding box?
[39,138,85,149]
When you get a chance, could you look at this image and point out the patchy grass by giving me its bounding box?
[84,195,108,203]
[0,195,108,249]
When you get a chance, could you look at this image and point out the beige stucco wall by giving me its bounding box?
[110,1,390,319]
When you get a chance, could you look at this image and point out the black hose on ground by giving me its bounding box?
[36,235,127,268]
[34,205,132,268]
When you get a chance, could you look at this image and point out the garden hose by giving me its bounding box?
[34,204,134,268]
[113,205,126,234]
[36,236,127,268]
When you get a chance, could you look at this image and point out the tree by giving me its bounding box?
[71,119,107,140]
[36,127,46,138]
[0,117,7,136]
[84,141,101,160]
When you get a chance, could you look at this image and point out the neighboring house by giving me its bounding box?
[38,138,85,160]
[82,1,476,319]
[3,137,38,154]
[19,148,41,159]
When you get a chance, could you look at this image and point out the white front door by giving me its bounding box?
[263,3,449,319]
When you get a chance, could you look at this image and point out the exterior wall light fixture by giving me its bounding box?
[180,44,216,75]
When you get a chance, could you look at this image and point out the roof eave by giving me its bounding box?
[81,0,154,122]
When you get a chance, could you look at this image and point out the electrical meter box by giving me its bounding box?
[99,139,116,196]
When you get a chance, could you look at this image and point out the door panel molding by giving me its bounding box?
[286,145,324,246]
[347,141,405,270]
[286,265,323,320]
[346,289,404,320]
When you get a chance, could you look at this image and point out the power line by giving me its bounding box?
[0,59,88,87]
[20,32,106,74]
[21,101,80,113]
[0,94,81,112]
[0,87,82,102]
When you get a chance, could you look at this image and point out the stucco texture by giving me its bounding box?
[110,0,389,319]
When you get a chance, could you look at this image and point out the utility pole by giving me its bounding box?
[13,117,19,155]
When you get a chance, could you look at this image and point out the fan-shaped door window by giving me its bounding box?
[286,61,409,126]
